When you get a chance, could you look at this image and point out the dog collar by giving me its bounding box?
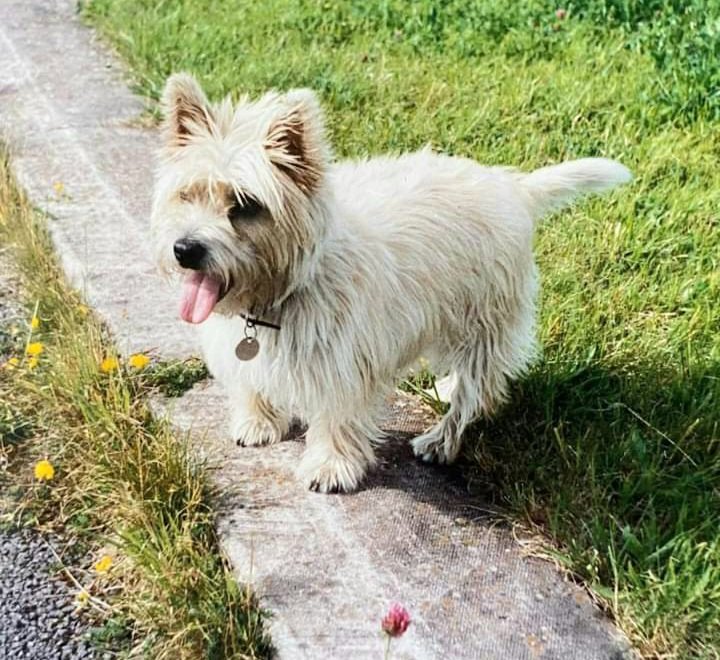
[239,313,281,331]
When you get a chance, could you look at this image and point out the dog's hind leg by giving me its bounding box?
[412,317,534,464]
[411,350,489,464]
[231,388,290,447]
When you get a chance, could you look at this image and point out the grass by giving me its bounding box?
[79,1,720,656]
[0,150,271,658]
[144,357,209,398]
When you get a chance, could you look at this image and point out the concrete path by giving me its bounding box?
[0,2,632,658]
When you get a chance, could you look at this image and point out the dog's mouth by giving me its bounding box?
[179,271,231,324]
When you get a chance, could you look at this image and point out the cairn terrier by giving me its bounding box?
[151,73,631,493]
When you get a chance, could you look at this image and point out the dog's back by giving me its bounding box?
[329,149,631,236]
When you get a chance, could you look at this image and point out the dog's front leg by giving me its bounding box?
[230,387,289,447]
[298,414,379,493]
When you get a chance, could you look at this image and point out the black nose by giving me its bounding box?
[173,238,207,270]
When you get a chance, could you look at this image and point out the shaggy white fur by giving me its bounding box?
[151,73,632,493]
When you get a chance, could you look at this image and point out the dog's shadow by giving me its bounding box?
[352,357,719,526]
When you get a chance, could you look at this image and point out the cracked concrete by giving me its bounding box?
[0,1,632,657]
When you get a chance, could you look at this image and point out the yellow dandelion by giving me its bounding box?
[75,589,89,607]
[77,304,89,317]
[128,353,150,369]
[30,316,40,330]
[100,356,119,373]
[34,459,55,481]
[3,357,20,370]
[53,181,65,195]
[26,342,44,356]
[94,555,113,574]
[28,356,39,370]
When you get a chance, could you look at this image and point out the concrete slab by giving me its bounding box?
[0,1,633,658]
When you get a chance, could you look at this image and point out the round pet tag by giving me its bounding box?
[235,337,259,361]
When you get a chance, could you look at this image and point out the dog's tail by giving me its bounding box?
[517,158,632,220]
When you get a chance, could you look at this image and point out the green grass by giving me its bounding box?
[0,151,271,658]
[144,357,209,397]
[81,1,720,656]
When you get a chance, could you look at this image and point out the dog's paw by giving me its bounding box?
[412,427,459,465]
[232,415,287,448]
[297,450,367,493]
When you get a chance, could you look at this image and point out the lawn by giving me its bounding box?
[82,1,720,656]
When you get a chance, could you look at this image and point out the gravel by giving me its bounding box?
[0,529,97,659]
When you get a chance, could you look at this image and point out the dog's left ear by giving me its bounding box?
[265,90,327,194]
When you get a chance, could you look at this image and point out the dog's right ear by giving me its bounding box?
[265,89,328,194]
[161,73,212,147]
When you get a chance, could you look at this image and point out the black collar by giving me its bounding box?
[239,313,281,331]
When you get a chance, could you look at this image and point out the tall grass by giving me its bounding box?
[0,150,271,659]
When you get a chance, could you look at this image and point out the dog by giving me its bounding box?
[151,73,631,493]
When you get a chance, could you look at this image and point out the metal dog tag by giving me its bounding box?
[235,337,259,361]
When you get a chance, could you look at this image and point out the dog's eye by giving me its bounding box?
[178,191,191,202]
[228,196,263,223]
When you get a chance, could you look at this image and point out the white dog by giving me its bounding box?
[151,73,631,493]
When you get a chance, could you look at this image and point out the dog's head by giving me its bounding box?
[151,73,329,323]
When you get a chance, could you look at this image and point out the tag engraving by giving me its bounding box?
[235,337,259,361]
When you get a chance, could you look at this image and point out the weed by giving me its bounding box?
[143,357,209,397]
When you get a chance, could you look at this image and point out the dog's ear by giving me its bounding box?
[161,73,212,146]
[265,89,327,194]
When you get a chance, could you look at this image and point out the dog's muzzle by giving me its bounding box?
[173,238,207,270]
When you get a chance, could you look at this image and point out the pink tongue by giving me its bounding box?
[179,272,223,324]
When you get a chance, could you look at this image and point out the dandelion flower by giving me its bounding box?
[53,181,65,195]
[30,316,40,330]
[100,356,119,373]
[94,555,113,574]
[3,357,20,370]
[75,589,89,607]
[28,356,39,370]
[381,603,411,638]
[128,353,150,370]
[34,459,55,481]
[77,304,89,317]
[26,342,44,356]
